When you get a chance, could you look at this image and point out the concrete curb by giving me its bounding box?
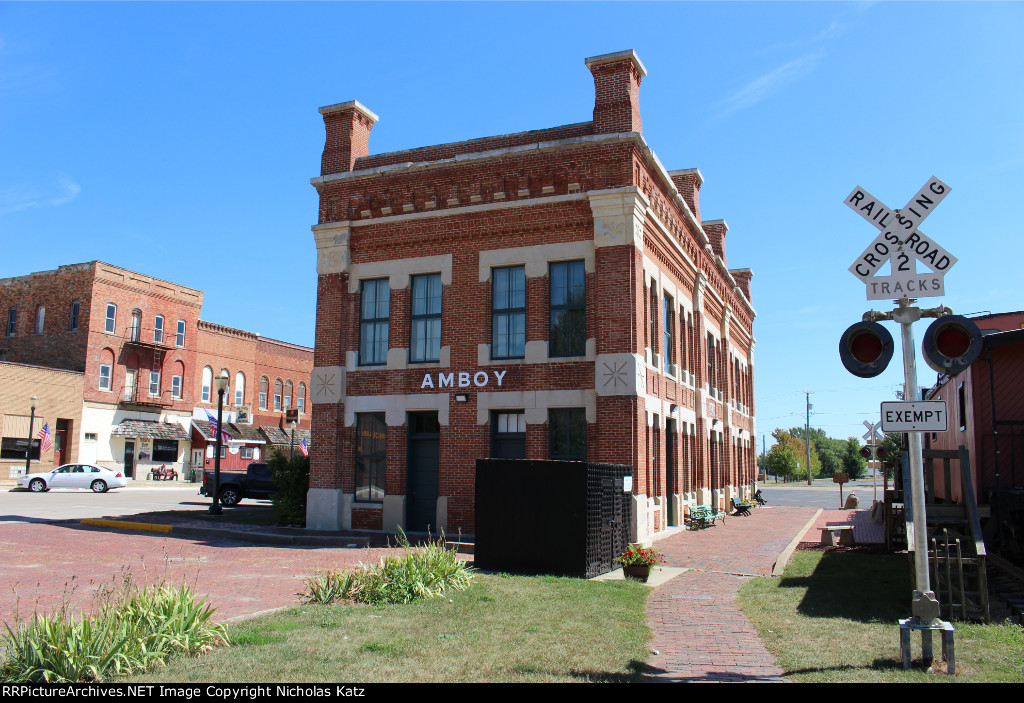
[771,508,822,578]
[77,518,371,547]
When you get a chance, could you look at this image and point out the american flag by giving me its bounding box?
[299,438,309,457]
[204,409,231,444]
[37,422,52,452]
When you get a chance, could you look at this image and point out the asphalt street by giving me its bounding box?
[758,479,887,509]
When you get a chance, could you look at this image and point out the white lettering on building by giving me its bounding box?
[421,370,508,390]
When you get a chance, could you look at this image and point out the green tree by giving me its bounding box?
[842,437,868,479]
[764,436,798,480]
[268,450,310,527]
[785,427,821,478]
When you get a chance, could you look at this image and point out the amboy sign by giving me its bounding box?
[420,369,508,390]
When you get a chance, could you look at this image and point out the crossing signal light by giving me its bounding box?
[860,446,871,458]
[839,321,894,378]
[921,315,983,376]
[876,446,887,460]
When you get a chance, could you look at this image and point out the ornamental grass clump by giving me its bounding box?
[1,581,228,683]
[614,544,666,567]
[301,529,474,607]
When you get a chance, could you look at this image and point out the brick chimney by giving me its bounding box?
[703,220,728,265]
[668,168,703,221]
[731,268,753,302]
[585,50,646,135]
[319,100,379,175]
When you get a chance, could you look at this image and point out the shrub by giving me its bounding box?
[300,530,474,606]
[1,581,228,683]
[268,450,309,527]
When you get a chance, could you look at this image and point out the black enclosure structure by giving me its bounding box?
[475,459,634,578]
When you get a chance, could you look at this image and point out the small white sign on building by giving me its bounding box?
[880,401,949,432]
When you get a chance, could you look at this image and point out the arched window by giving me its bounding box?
[171,360,185,399]
[284,381,293,411]
[219,369,230,402]
[274,379,283,411]
[235,372,245,406]
[297,382,306,413]
[202,367,213,403]
[259,376,269,410]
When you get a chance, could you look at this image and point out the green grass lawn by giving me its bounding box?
[737,548,1024,682]
[121,574,651,683]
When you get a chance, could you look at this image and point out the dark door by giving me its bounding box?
[123,440,135,478]
[666,419,677,526]
[406,412,440,532]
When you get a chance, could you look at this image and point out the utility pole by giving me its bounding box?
[805,392,813,485]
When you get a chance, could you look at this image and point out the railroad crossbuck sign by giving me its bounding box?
[845,177,957,301]
[862,420,883,443]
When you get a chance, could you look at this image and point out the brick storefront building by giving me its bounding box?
[0,261,312,480]
[308,50,757,540]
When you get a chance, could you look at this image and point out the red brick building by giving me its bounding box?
[0,262,311,480]
[308,51,757,540]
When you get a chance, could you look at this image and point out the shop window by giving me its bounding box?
[491,266,525,359]
[410,273,442,362]
[548,408,586,461]
[354,413,386,502]
[359,278,390,366]
[491,411,526,459]
[153,440,178,462]
[1,437,40,460]
[549,260,585,357]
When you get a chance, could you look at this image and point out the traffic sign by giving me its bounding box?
[880,401,948,432]
[862,420,883,442]
[845,177,957,300]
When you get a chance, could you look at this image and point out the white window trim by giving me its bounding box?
[99,364,112,391]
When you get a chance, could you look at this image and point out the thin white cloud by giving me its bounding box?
[715,51,824,119]
[0,175,81,216]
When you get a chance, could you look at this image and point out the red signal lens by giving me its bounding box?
[935,326,971,357]
[850,331,884,363]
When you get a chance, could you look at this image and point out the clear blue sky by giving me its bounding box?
[3,2,1022,450]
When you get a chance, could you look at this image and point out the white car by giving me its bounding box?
[18,464,128,493]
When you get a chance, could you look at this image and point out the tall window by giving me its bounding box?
[149,371,160,396]
[707,333,717,394]
[99,364,111,391]
[34,306,45,334]
[235,372,245,406]
[649,282,659,355]
[549,408,587,461]
[297,383,306,413]
[274,379,282,411]
[202,366,213,403]
[171,374,182,399]
[491,411,526,459]
[410,273,442,363]
[175,319,186,347]
[284,380,293,410]
[491,266,526,359]
[259,376,268,410]
[130,310,142,342]
[359,279,390,366]
[104,304,116,334]
[69,302,80,331]
[354,413,386,502]
[663,294,675,373]
[549,260,585,357]
[153,315,164,344]
[6,309,15,336]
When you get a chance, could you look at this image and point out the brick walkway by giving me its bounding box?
[644,506,818,682]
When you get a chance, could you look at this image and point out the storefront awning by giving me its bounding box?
[110,419,190,440]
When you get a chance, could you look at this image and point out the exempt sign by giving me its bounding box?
[880,401,948,432]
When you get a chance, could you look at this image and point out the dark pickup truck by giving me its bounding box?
[199,462,277,506]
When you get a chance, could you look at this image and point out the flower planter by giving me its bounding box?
[622,565,651,582]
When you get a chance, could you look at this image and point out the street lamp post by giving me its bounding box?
[26,395,38,474]
[208,371,230,516]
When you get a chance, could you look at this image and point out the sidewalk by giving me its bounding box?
[642,505,819,682]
